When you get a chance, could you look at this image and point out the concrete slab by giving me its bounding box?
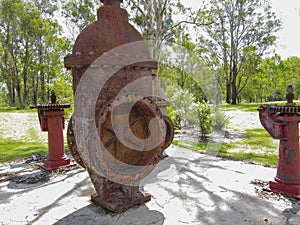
[1,146,300,225]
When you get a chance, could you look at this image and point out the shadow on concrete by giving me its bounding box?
[28,176,91,224]
[54,204,165,225]
[1,146,298,224]
[0,168,86,205]
[283,202,300,225]
[143,147,289,224]
[6,168,85,190]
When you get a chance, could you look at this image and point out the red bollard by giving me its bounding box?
[259,85,300,198]
[32,91,74,170]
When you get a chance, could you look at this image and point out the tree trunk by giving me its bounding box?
[33,77,38,105]
[12,86,15,106]
[231,90,237,104]
[226,81,231,103]
[231,71,238,105]
[23,39,30,106]
[16,84,23,107]
[41,72,45,102]
[23,75,27,106]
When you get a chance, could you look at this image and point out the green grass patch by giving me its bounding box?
[173,128,279,166]
[242,128,278,150]
[0,106,36,113]
[0,137,70,163]
[222,101,300,112]
[0,138,47,163]
[223,103,264,112]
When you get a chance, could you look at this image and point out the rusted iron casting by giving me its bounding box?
[31,91,73,170]
[64,0,174,212]
[258,85,300,199]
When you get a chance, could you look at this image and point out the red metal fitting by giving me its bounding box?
[259,86,300,198]
[31,91,74,171]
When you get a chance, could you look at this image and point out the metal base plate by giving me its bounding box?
[41,159,76,171]
[263,181,300,199]
[91,190,151,213]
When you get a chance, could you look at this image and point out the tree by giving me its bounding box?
[0,0,71,107]
[198,0,281,104]
[283,57,300,99]
[61,0,99,41]
[240,55,300,102]
[61,0,203,66]
[126,0,206,63]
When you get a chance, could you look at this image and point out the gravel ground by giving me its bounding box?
[0,112,69,144]
[225,109,263,131]
[0,113,47,143]
[0,109,260,143]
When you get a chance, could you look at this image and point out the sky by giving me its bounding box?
[182,0,300,59]
[269,0,300,58]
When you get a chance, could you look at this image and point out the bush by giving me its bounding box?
[212,108,231,131]
[167,106,181,130]
[195,101,212,141]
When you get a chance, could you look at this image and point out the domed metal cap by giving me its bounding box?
[101,0,123,7]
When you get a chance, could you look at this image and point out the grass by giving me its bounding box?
[222,100,300,112]
[173,128,279,166]
[0,105,72,119]
[0,137,47,163]
[0,105,73,163]
[223,103,264,112]
[0,136,71,163]
[0,106,36,113]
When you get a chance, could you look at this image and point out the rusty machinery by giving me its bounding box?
[31,91,73,170]
[64,0,174,212]
[258,85,300,199]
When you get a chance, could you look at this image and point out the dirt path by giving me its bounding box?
[225,109,263,131]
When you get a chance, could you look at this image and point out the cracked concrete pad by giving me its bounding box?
[1,146,300,225]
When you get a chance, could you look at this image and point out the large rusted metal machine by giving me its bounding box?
[31,91,73,170]
[64,0,174,212]
[258,85,300,199]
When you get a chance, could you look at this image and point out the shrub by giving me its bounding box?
[195,100,212,141]
[212,108,231,131]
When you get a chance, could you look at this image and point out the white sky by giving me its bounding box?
[269,0,300,58]
[182,0,300,59]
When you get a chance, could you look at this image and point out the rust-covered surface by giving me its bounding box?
[65,0,174,212]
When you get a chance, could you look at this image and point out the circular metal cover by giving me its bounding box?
[162,115,174,150]
[96,94,166,182]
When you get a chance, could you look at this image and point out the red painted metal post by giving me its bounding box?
[270,115,300,197]
[259,85,300,198]
[31,91,74,171]
[43,110,71,170]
